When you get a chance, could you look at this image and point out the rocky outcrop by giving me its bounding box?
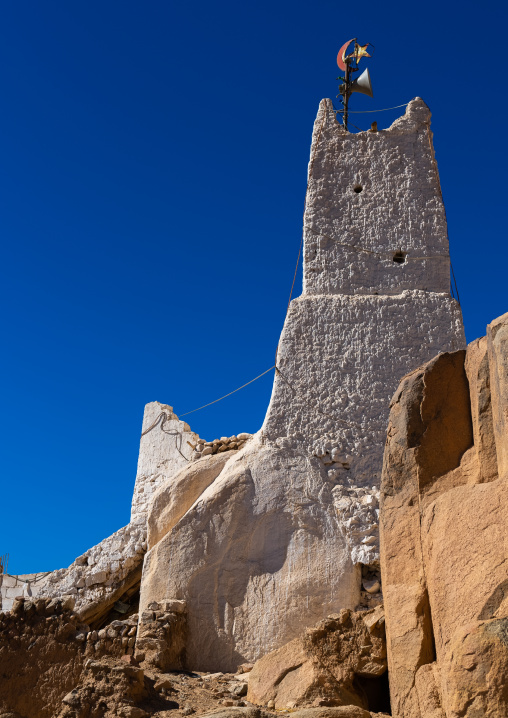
[247,607,388,712]
[139,442,361,672]
[380,311,508,718]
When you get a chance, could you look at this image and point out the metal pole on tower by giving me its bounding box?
[343,59,350,131]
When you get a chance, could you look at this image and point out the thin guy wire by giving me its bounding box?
[334,102,409,114]
[179,365,276,417]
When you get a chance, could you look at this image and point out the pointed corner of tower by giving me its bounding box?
[388,96,432,132]
[318,98,335,112]
[314,98,342,130]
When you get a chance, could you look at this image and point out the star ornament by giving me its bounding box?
[353,44,370,64]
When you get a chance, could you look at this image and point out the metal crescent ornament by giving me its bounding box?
[337,38,355,71]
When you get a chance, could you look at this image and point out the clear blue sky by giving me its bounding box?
[2,0,506,574]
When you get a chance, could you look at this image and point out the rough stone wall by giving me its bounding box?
[0,596,88,718]
[0,522,145,622]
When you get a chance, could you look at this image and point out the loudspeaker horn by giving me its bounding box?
[349,68,373,98]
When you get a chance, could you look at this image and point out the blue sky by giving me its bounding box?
[2,0,507,574]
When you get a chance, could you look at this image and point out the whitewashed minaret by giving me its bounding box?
[262,98,465,494]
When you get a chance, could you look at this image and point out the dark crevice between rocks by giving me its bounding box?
[89,583,140,631]
[354,671,391,714]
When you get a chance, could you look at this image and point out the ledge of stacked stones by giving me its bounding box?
[85,615,138,657]
[191,433,253,461]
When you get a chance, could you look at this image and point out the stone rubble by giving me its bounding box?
[0,522,147,623]
[134,599,187,672]
[191,433,252,460]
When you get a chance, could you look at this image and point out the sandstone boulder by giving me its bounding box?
[247,607,387,712]
[147,451,234,549]
[380,312,508,718]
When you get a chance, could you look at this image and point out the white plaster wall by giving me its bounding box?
[260,98,466,565]
[263,291,464,482]
[303,98,451,296]
[131,402,200,522]
[0,573,42,611]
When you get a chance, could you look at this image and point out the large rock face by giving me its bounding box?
[380,311,508,718]
[140,443,360,671]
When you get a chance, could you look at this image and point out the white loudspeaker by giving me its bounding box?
[350,68,373,98]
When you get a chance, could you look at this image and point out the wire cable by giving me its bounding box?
[179,365,276,417]
[334,102,409,114]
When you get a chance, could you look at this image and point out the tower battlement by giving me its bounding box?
[303,98,451,296]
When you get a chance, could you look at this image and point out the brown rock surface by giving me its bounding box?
[487,311,508,479]
[414,664,444,718]
[54,656,173,718]
[247,608,388,713]
[380,311,508,718]
[440,618,508,718]
[464,336,497,482]
[0,598,87,718]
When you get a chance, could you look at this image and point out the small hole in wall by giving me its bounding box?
[393,251,406,264]
[353,185,363,193]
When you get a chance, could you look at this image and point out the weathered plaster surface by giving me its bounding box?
[303,98,451,296]
[263,291,464,482]
[259,98,465,563]
[131,402,199,522]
